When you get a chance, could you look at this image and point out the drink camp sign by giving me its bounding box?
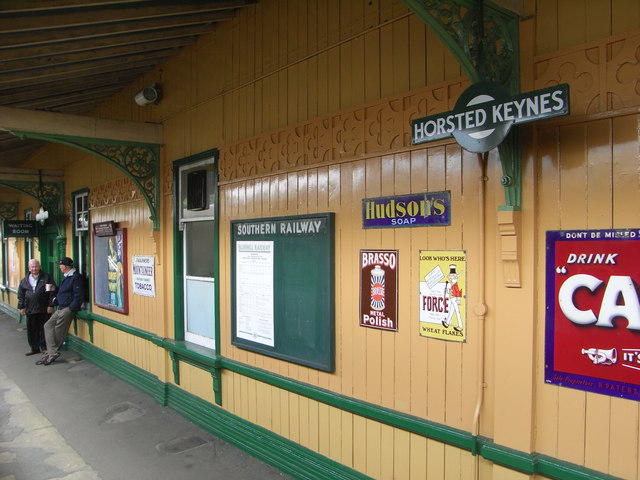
[546,229,640,400]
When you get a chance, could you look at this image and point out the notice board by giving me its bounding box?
[231,212,335,371]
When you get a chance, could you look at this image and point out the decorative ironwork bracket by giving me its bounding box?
[0,202,18,220]
[12,131,161,230]
[0,181,65,234]
[401,0,522,209]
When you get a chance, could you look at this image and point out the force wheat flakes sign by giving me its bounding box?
[419,250,467,342]
[546,229,640,401]
[360,250,398,331]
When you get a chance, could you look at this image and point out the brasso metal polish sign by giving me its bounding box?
[546,229,640,401]
[411,82,570,153]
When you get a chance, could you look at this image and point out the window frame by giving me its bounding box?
[172,149,220,351]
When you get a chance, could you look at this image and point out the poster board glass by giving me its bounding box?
[231,213,335,371]
[93,228,128,314]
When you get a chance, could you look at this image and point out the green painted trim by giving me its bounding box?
[222,357,475,447]
[65,332,370,480]
[535,455,622,480]
[70,187,92,312]
[166,383,372,480]
[162,338,219,368]
[76,310,158,343]
[171,149,220,345]
[66,334,168,405]
[63,313,622,480]
[0,302,20,322]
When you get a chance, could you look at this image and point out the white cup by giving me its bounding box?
[45,284,54,292]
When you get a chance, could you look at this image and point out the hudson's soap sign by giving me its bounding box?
[546,229,640,400]
[362,191,450,229]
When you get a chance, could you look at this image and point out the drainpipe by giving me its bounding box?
[472,152,489,479]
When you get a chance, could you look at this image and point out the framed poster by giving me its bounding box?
[93,227,128,314]
[546,229,640,400]
[231,213,335,372]
[359,250,398,331]
[418,250,467,342]
[132,255,155,297]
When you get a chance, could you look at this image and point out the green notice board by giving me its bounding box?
[231,213,335,371]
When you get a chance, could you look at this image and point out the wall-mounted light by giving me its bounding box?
[134,83,162,106]
[35,205,48,225]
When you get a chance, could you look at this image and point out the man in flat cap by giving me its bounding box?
[37,257,85,366]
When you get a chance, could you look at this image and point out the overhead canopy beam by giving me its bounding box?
[0,167,64,182]
[0,106,163,144]
[0,107,162,231]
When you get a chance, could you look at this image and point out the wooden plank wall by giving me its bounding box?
[217,140,487,479]
[536,0,640,55]
[221,369,474,479]
[13,1,640,478]
[532,2,640,478]
[535,114,640,479]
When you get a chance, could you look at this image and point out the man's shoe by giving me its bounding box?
[42,352,60,366]
[35,354,48,365]
[25,351,39,356]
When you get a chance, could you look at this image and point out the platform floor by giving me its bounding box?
[0,311,291,480]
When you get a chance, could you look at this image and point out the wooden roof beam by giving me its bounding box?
[0,106,163,144]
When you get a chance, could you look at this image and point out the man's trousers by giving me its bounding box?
[44,307,75,355]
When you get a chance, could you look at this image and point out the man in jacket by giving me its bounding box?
[17,259,55,355]
[38,257,85,366]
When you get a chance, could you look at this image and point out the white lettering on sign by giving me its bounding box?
[566,253,618,264]
[558,274,640,330]
[278,220,323,235]
[412,85,568,144]
[361,251,397,269]
[237,223,277,235]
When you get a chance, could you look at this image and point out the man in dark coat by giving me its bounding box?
[17,259,55,356]
[38,257,85,366]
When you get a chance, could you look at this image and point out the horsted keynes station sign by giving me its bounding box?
[411,82,570,153]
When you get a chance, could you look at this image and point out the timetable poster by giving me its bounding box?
[235,240,275,347]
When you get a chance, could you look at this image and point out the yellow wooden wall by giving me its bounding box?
[535,114,640,479]
[536,0,640,54]
[217,139,490,427]
[9,1,640,479]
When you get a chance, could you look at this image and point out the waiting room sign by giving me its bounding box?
[2,220,37,237]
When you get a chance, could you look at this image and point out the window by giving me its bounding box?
[176,154,217,349]
[72,190,90,307]
[24,208,33,268]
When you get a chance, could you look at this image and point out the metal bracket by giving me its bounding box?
[12,132,161,231]
[0,181,65,235]
[0,202,17,220]
[401,0,522,209]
